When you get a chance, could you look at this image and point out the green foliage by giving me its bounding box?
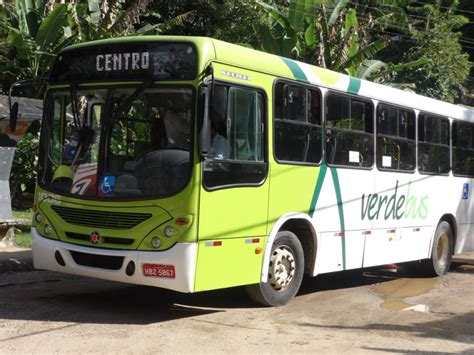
[14,231,32,248]
[10,132,39,209]
[12,210,32,247]
[0,0,154,93]
[67,0,152,42]
[254,0,398,77]
[0,1,70,93]
[388,1,471,103]
[144,1,266,47]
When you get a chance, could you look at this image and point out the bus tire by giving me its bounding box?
[245,231,304,307]
[422,221,454,276]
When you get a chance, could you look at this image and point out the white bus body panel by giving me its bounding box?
[308,171,471,276]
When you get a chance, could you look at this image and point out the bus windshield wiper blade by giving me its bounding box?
[111,79,154,120]
[70,83,82,129]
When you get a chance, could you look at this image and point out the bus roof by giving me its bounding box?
[58,36,473,122]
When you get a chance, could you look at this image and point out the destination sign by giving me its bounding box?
[49,42,197,83]
[95,52,150,72]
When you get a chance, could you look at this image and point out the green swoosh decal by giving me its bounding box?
[330,167,346,270]
[280,57,308,82]
[309,164,327,218]
[348,77,361,94]
[309,164,346,270]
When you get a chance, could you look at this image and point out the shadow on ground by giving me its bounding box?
[0,259,470,327]
[0,249,33,272]
[0,267,393,326]
[297,311,474,347]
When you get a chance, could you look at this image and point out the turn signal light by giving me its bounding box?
[175,218,189,226]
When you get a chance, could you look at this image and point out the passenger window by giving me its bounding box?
[418,114,450,174]
[376,104,415,171]
[274,82,322,164]
[203,85,267,189]
[452,121,474,177]
[228,88,264,162]
[325,93,374,168]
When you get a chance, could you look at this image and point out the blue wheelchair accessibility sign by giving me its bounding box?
[100,176,115,195]
[463,183,469,200]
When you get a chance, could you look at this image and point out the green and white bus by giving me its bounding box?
[30,36,473,306]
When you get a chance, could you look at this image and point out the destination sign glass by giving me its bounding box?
[49,42,197,83]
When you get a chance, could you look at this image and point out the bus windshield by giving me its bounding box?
[39,86,193,199]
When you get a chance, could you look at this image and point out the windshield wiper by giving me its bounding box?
[68,83,97,166]
[70,83,82,129]
[110,79,154,121]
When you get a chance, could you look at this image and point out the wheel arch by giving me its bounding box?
[261,213,318,282]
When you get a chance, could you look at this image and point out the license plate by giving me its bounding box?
[143,264,175,279]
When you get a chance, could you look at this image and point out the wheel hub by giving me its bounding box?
[269,246,296,291]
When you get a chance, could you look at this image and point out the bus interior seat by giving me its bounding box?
[108,156,127,173]
[134,141,150,158]
[114,160,140,195]
[123,160,137,172]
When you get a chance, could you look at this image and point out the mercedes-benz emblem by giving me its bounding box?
[90,231,100,244]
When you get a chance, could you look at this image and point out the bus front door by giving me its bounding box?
[195,85,269,291]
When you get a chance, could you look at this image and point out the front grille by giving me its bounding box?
[52,206,152,229]
[66,232,89,242]
[70,250,124,270]
[66,232,135,245]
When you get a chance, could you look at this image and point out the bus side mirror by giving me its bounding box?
[8,76,48,133]
[9,102,19,133]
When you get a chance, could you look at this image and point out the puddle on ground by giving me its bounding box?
[373,278,438,311]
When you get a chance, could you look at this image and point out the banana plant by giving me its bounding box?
[65,0,153,41]
[66,0,196,41]
[0,0,70,93]
[254,0,416,80]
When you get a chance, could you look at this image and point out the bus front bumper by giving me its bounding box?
[32,227,197,293]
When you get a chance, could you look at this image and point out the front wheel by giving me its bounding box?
[422,221,454,276]
[245,231,304,307]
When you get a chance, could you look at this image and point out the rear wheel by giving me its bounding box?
[245,231,304,307]
[422,221,454,276]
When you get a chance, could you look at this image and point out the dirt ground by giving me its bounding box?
[0,251,473,354]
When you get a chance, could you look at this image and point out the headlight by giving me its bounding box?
[164,225,174,237]
[35,212,44,223]
[44,224,53,235]
[151,237,161,248]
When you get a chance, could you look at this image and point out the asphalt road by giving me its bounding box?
[0,249,473,353]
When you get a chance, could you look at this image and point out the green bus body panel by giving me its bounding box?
[193,63,274,290]
[194,237,266,291]
[198,62,272,243]
[34,163,201,250]
[211,40,294,79]
[37,199,171,248]
[198,184,269,240]
[267,164,322,225]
